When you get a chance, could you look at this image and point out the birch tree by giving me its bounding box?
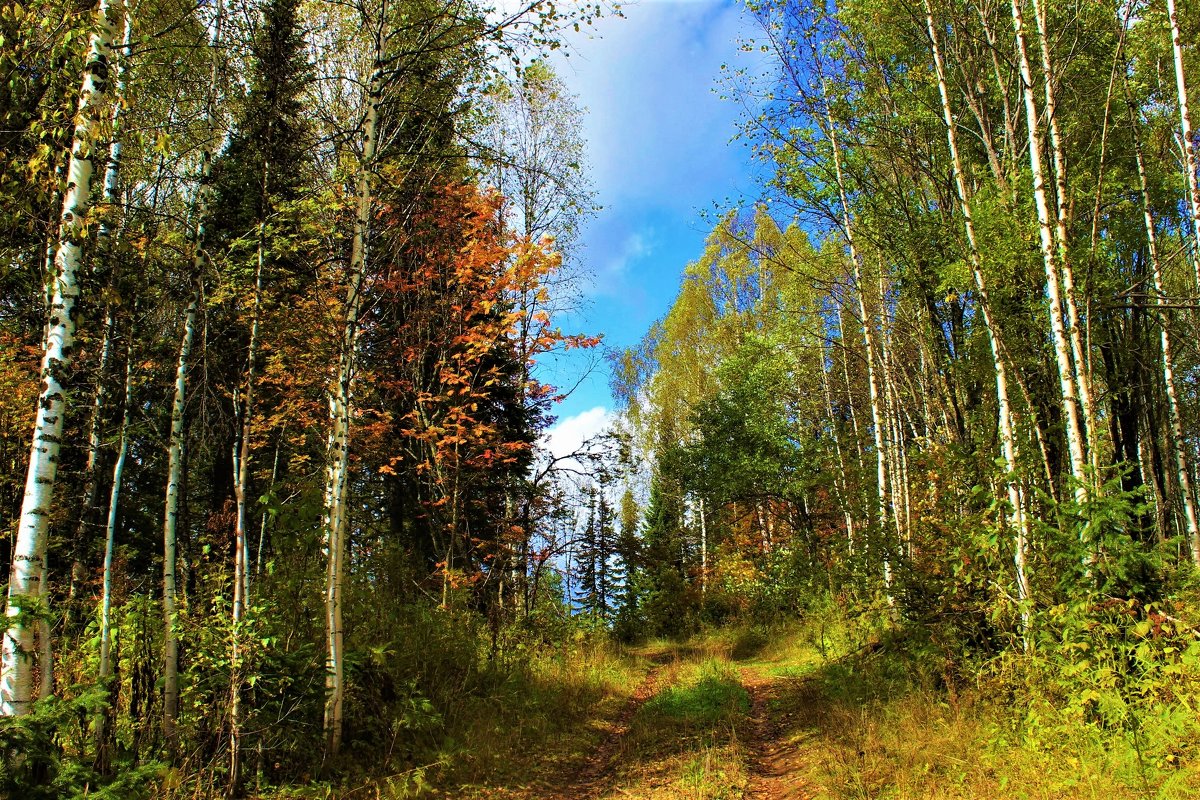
[1166,0,1200,284]
[924,0,1031,618]
[162,0,226,746]
[1008,0,1090,503]
[1,0,126,717]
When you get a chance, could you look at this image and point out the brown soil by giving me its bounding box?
[561,651,673,799]
[740,667,823,800]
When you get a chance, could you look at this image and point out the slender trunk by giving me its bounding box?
[1030,0,1098,472]
[975,2,1018,191]
[878,272,907,552]
[1129,87,1200,562]
[71,310,116,608]
[257,435,281,578]
[1167,0,1200,286]
[229,161,268,792]
[1009,0,1088,503]
[821,351,856,554]
[823,96,892,590]
[324,55,382,758]
[926,0,1031,627]
[97,3,134,244]
[835,301,864,471]
[162,291,197,748]
[1,0,125,717]
[97,336,134,761]
[163,0,223,747]
[72,0,133,587]
[697,497,707,595]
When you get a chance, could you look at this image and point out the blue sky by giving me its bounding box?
[539,0,764,453]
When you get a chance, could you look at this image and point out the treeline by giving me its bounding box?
[0,0,604,793]
[615,0,1200,767]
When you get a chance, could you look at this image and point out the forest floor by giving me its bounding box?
[445,634,830,800]
[433,623,1192,800]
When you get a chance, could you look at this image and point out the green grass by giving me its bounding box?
[640,662,749,726]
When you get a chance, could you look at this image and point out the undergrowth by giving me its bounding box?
[740,596,1200,799]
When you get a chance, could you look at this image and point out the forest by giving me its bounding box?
[3,0,1200,796]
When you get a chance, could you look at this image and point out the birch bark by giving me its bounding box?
[1,0,125,717]
[1167,0,1200,285]
[96,336,134,760]
[324,53,382,757]
[163,0,225,745]
[1008,0,1089,503]
[925,0,1031,620]
[71,5,133,603]
[822,95,892,590]
[1029,0,1098,470]
[1128,84,1200,562]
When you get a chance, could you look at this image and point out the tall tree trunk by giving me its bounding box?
[97,335,134,765]
[257,435,281,578]
[229,156,269,792]
[162,0,224,748]
[1,0,125,717]
[71,311,115,610]
[1167,0,1200,286]
[926,0,1032,626]
[821,351,856,555]
[162,292,197,749]
[1029,0,1099,472]
[72,0,134,607]
[1008,0,1089,503]
[697,496,707,595]
[835,300,864,471]
[975,1,1018,195]
[324,55,382,758]
[878,272,908,553]
[1129,86,1200,562]
[823,92,892,591]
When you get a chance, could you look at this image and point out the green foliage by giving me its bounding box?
[0,688,160,800]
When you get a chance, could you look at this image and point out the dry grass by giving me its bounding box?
[739,619,1200,800]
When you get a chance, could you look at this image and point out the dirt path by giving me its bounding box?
[740,667,822,800]
[556,655,670,799]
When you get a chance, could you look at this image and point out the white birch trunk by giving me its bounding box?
[825,105,892,590]
[74,5,133,595]
[324,59,382,757]
[1167,0,1200,287]
[229,162,268,789]
[1,0,125,717]
[975,3,1019,192]
[821,351,856,554]
[835,301,865,472]
[925,0,1032,625]
[162,0,224,746]
[72,310,115,604]
[97,4,133,243]
[162,293,197,746]
[697,497,707,595]
[96,337,134,756]
[1009,0,1089,504]
[878,272,907,552]
[1029,0,1098,471]
[1129,95,1200,562]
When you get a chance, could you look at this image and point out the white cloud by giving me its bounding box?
[542,405,615,462]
